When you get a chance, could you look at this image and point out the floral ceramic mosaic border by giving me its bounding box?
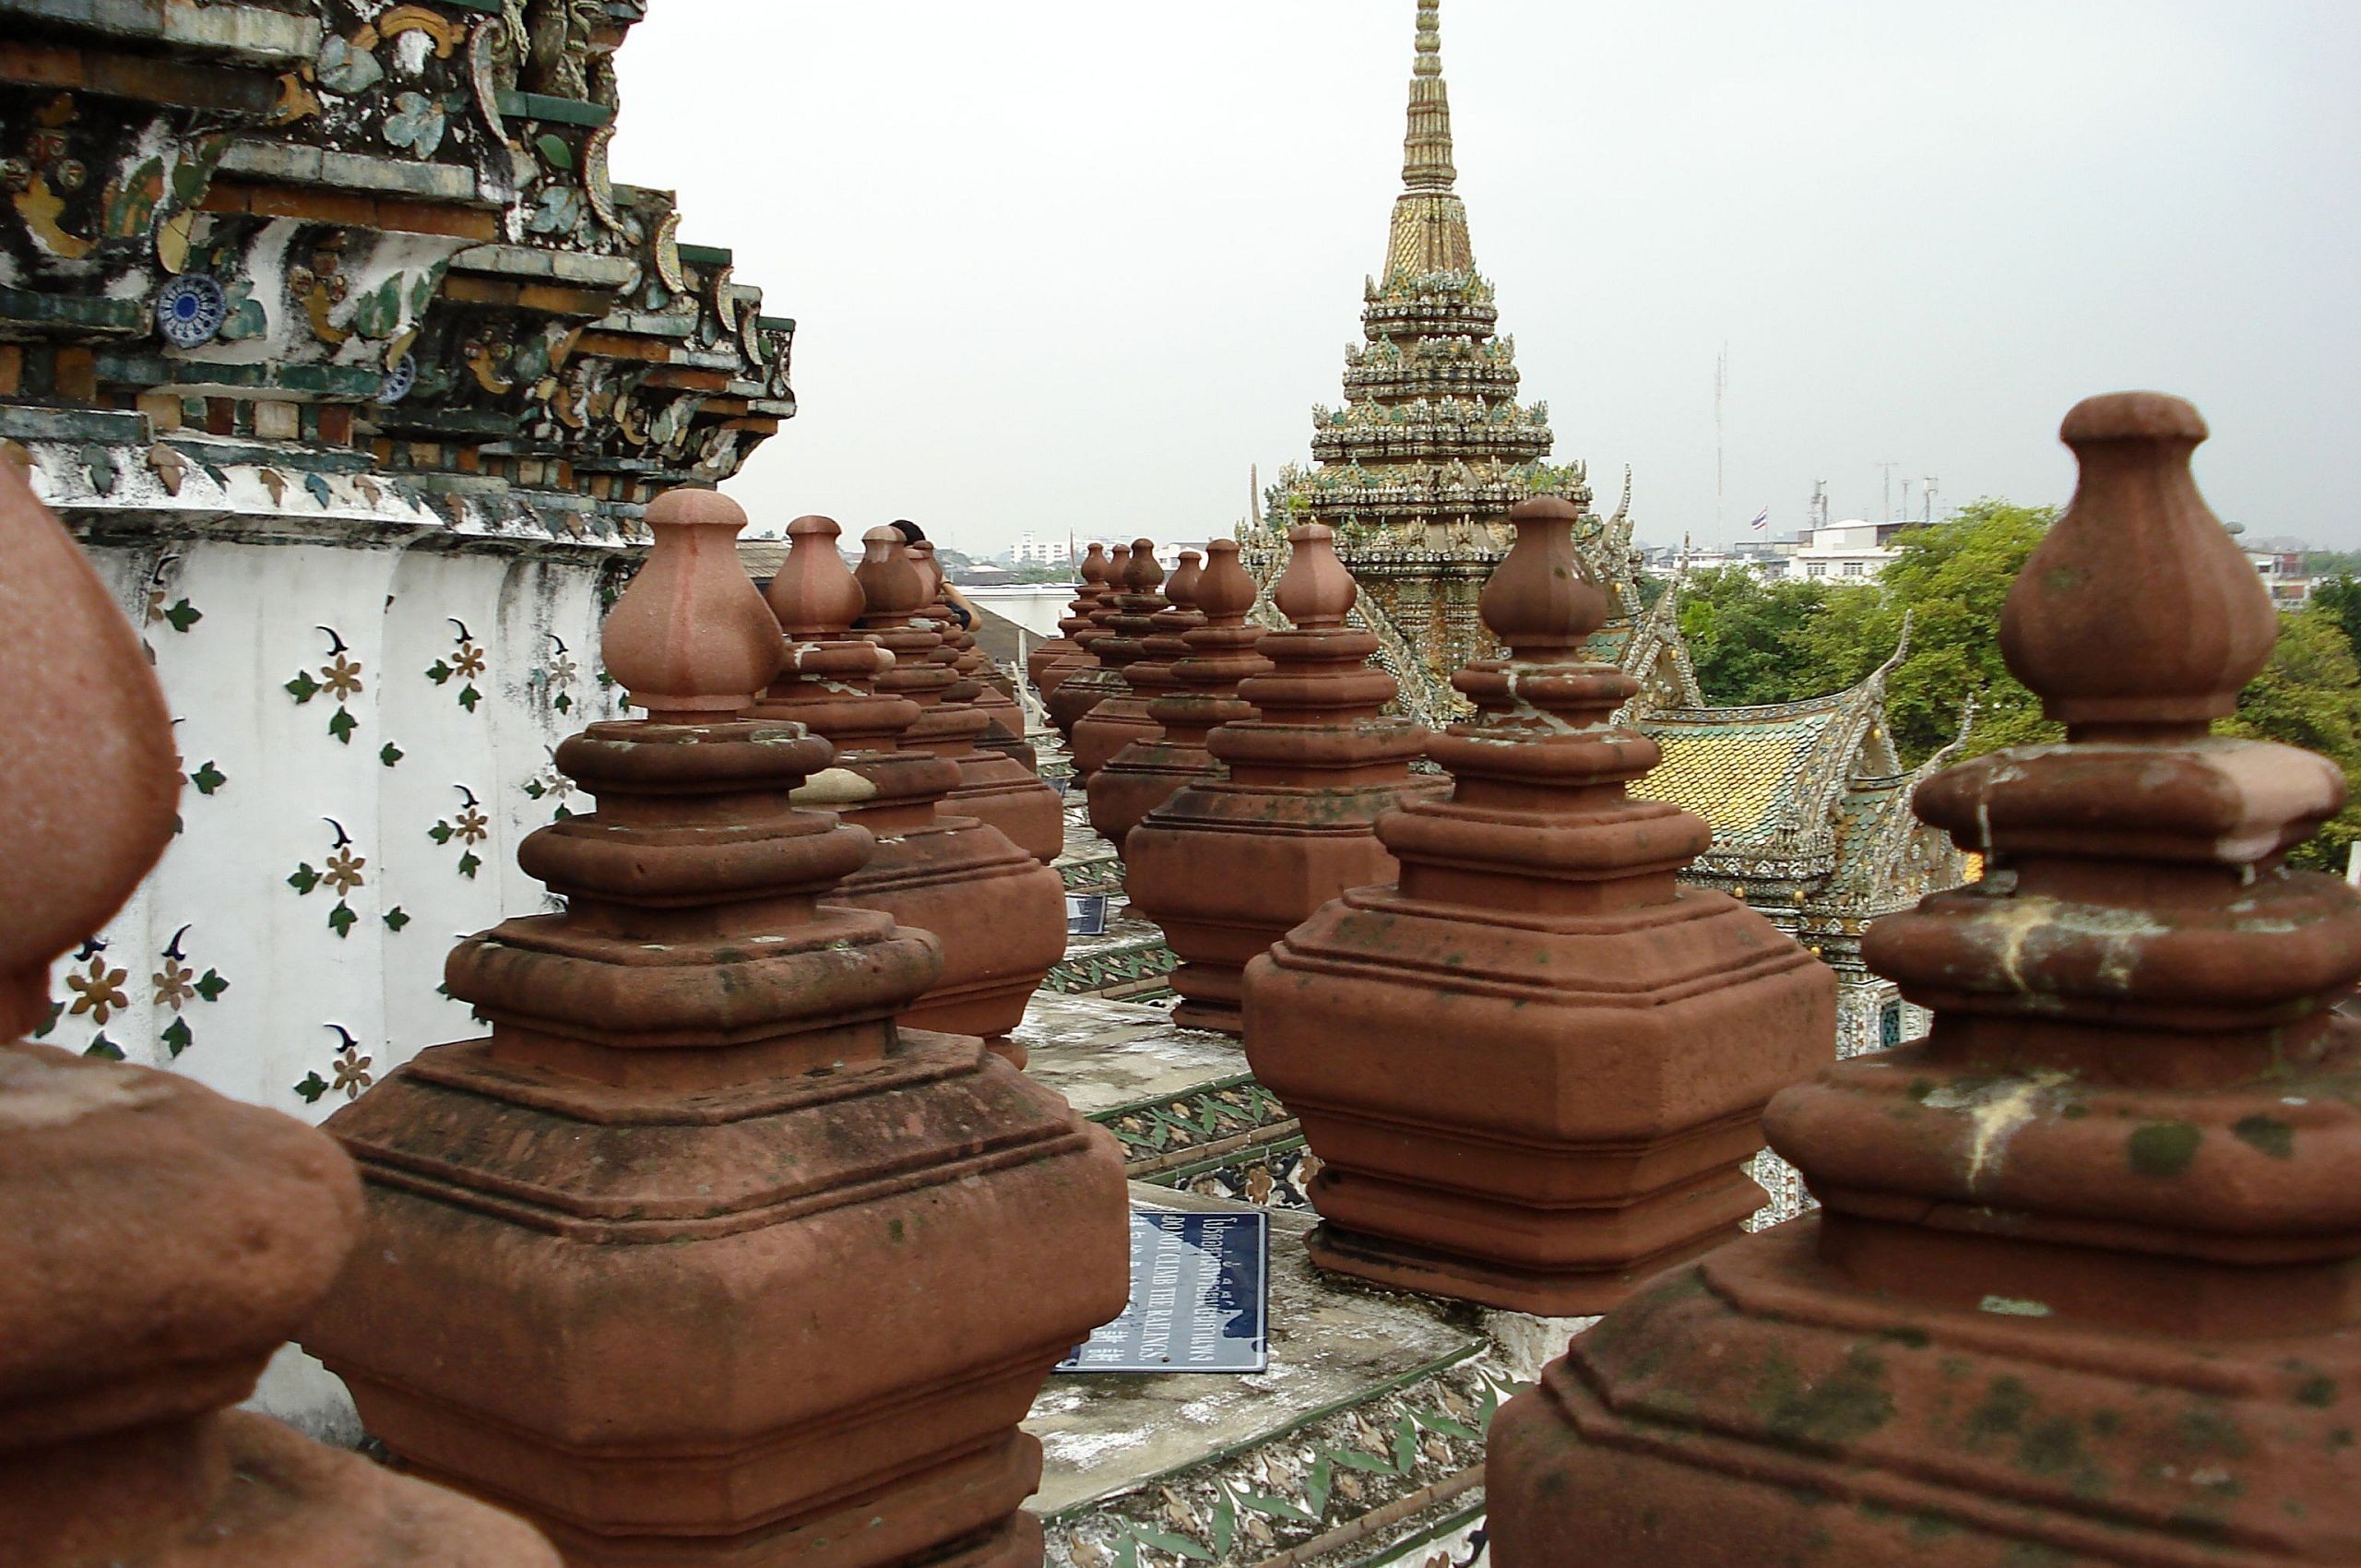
[1046,1353,1520,1568]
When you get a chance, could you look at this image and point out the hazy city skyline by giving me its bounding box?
[611,2,2360,553]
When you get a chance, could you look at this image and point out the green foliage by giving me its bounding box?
[1677,500,2361,872]
[2220,600,2361,873]
[1678,501,2059,765]
[1675,567,1834,707]
[2309,575,2361,654]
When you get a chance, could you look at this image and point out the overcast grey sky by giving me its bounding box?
[611,2,2361,553]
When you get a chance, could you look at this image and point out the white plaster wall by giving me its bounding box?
[42,526,628,1116]
[29,488,634,1440]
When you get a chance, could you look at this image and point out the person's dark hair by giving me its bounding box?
[889,518,925,545]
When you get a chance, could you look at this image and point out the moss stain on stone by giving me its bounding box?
[1753,1346,1895,1451]
[2232,1113,2296,1160]
[2126,1121,2201,1177]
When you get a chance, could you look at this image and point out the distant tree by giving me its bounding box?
[1674,567,1837,707]
[1675,500,2358,868]
[2304,550,2361,580]
[2309,574,2361,653]
[933,547,977,571]
[1826,501,2059,766]
[2221,600,2361,873]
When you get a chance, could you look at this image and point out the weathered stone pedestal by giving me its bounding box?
[0,467,553,1567]
[1126,525,1446,1035]
[1085,551,1205,844]
[753,517,1064,1066]
[303,489,1128,1567]
[1060,541,1164,766]
[1488,394,2361,1566]
[1086,540,1268,851]
[1244,498,1834,1313]
[891,540,1065,864]
[919,543,1035,771]
[1027,544,1111,700]
[1046,546,1134,740]
[1071,542,1174,780]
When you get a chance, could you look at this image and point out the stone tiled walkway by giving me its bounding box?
[1018,743,1812,1568]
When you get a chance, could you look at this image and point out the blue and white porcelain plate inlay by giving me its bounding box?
[154,276,227,348]
[379,352,418,404]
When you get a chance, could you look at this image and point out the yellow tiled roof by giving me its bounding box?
[1636,710,1838,847]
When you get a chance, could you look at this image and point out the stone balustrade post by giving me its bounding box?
[303,489,1128,1565]
[1126,523,1445,1035]
[1087,540,1272,850]
[1242,495,1835,1310]
[1488,393,2361,1565]
[0,464,557,1566]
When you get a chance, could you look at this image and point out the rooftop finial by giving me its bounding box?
[1400,0,1455,193]
[1479,497,1608,657]
[2002,391,2276,737]
[603,487,784,725]
[768,515,866,638]
[1275,523,1358,629]
[1388,0,1471,275]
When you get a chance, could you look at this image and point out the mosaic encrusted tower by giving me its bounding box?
[0,463,555,1567]
[303,489,1128,1567]
[1126,524,1446,1035]
[1258,0,1608,730]
[1244,497,1834,1312]
[1488,394,2361,1565]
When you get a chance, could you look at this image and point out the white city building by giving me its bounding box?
[1785,521,1907,584]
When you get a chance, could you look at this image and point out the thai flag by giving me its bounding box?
[1747,507,1769,532]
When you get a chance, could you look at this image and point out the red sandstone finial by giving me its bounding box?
[857,525,931,619]
[1122,539,1165,592]
[1195,540,1256,624]
[604,487,785,723]
[2002,392,2276,736]
[1479,496,1607,657]
[908,540,944,603]
[1275,523,1358,628]
[0,462,180,1038]
[1167,550,1203,610]
[1081,543,1109,585]
[769,515,867,637]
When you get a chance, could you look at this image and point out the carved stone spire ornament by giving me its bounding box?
[901,542,1062,862]
[1086,540,1271,849]
[1047,542,1143,740]
[919,542,1035,770]
[1126,523,1446,1035]
[0,464,556,1565]
[1083,550,1204,841]
[1071,540,1173,779]
[303,488,1127,1567]
[1028,542,1111,699]
[754,519,1064,1066]
[1243,497,1833,1310]
[883,538,1067,859]
[1488,394,2361,1566]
